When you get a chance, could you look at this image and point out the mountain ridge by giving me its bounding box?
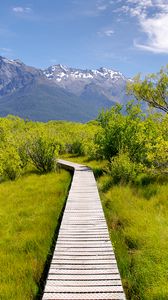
[0,56,131,122]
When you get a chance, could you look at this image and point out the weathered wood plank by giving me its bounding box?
[48,268,120,274]
[48,274,121,280]
[52,251,114,256]
[43,292,125,300]
[45,279,123,286]
[44,285,124,293]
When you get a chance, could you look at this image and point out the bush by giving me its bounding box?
[134,173,155,186]
[0,146,22,180]
[71,139,84,156]
[95,105,125,160]
[27,135,58,173]
[18,143,29,169]
[108,152,141,184]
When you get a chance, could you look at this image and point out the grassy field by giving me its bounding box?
[101,182,168,300]
[62,155,168,300]
[0,170,71,300]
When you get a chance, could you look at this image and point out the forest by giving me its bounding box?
[0,69,168,300]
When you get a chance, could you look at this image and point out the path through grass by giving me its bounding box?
[0,170,71,300]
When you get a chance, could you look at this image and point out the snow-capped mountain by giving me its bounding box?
[43,64,125,82]
[43,64,128,101]
[0,56,131,122]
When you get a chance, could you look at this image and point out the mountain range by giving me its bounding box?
[0,56,132,122]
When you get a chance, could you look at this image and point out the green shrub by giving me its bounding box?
[0,146,22,180]
[108,152,141,184]
[27,135,58,173]
[134,173,155,186]
[18,143,29,169]
[95,105,125,160]
[71,139,84,156]
[99,175,113,192]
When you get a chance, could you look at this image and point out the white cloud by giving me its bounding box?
[0,47,13,57]
[135,13,168,53]
[116,0,168,54]
[12,7,32,14]
[97,5,108,10]
[104,29,114,36]
[0,47,12,52]
[71,1,114,18]
[98,28,114,37]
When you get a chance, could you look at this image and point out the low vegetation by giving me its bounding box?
[101,182,168,300]
[0,170,71,300]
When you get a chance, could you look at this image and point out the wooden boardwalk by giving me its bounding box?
[42,159,126,300]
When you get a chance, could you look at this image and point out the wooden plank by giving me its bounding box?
[44,285,124,293]
[58,237,110,240]
[58,230,109,235]
[57,239,110,247]
[54,248,113,253]
[49,264,118,270]
[54,246,113,251]
[42,292,125,300]
[48,274,121,280]
[51,259,117,264]
[52,251,114,256]
[53,252,115,261]
[45,279,123,286]
[48,268,120,274]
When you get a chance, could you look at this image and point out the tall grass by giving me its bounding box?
[101,183,168,300]
[0,170,71,300]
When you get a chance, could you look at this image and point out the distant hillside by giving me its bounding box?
[0,56,132,122]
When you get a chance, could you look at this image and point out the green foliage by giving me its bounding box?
[0,116,98,179]
[127,66,168,113]
[27,134,58,173]
[108,152,142,184]
[18,143,29,169]
[95,104,124,160]
[95,103,147,163]
[70,139,85,156]
[95,102,168,175]
[0,145,22,180]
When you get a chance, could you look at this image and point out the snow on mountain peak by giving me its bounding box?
[97,67,125,80]
[43,64,125,83]
[59,64,69,72]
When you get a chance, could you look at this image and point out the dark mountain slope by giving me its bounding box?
[0,80,114,122]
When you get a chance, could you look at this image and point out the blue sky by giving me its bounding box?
[0,0,168,77]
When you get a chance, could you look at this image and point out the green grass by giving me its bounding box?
[0,170,71,300]
[101,183,168,300]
